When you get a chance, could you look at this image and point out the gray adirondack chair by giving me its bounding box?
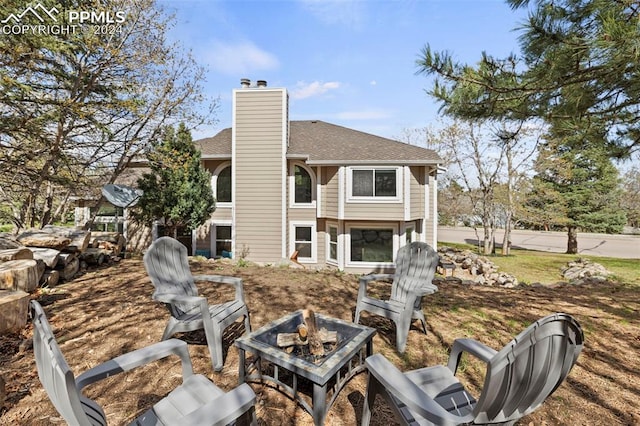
[143,236,251,372]
[362,312,584,426]
[31,300,257,426]
[354,241,439,353]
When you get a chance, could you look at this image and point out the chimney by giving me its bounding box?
[256,79,267,88]
[240,78,251,88]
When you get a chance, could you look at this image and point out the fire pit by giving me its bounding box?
[235,310,376,426]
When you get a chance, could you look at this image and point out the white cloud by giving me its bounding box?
[369,80,377,86]
[204,40,279,75]
[291,81,341,99]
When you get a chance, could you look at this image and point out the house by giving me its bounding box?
[192,79,443,272]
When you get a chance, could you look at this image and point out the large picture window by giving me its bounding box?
[349,228,394,263]
[349,167,400,200]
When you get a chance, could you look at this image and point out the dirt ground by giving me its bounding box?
[1,257,639,425]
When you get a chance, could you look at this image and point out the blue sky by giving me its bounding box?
[160,0,529,141]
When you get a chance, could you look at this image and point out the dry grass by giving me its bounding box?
[1,257,639,425]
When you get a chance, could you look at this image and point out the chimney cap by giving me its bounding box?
[240,78,251,88]
[256,79,267,88]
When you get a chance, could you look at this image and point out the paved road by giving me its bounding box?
[438,226,640,259]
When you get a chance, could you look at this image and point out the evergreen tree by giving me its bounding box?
[133,124,215,238]
[526,125,626,253]
[417,0,640,158]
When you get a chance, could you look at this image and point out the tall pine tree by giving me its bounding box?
[133,124,215,238]
[526,124,626,253]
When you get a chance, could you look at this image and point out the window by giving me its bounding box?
[216,166,232,203]
[215,225,232,258]
[294,226,312,258]
[294,165,313,204]
[90,203,124,233]
[349,168,400,200]
[290,222,316,262]
[405,226,415,245]
[327,225,338,262]
[350,228,394,263]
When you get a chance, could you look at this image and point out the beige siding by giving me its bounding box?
[211,207,232,222]
[343,202,404,220]
[316,218,326,265]
[323,166,339,217]
[410,166,424,219]
[424,172,437,245]
[234,89,286,262]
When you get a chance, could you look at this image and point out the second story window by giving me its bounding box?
[349,167,399,200]
[294,165,313,204]
[216,166,232,203]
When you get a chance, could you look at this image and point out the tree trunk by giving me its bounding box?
[502,211,512,256]
[567,226,578,254]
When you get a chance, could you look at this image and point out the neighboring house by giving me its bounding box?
[193,79,443,272]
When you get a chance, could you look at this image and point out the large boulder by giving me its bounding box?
[562,258,611,283]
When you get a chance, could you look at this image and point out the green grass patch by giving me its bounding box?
[440,241,639,286]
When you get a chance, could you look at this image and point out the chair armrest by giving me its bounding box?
[193,274,246,302]
[75,339,194,391]
[360,273,395,285]
[180,383,256,425]
[366,354,468,425]
[152,293,206,306]
[358,273,395,298]
[447,338,498,375]
[415,283,438,296]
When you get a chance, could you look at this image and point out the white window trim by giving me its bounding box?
[290,221,317,263]
[211,221,233,258]
[289,161,316,208]
[346,166,402,203]
[326,222,339,266]
[403,224,416,246]
[345,222,399,268]
[211,162,233,208]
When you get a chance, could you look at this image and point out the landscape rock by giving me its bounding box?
[437,246,518,287]
[562,258,611,283]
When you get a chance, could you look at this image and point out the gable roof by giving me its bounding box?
[195,120,442,165]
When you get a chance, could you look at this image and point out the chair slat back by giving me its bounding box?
[474,313,584,424]
[391,242,439,303]
[31,301,106,426]
[144,237,198,316]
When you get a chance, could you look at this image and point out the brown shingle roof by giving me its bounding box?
[194,120,442,165]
